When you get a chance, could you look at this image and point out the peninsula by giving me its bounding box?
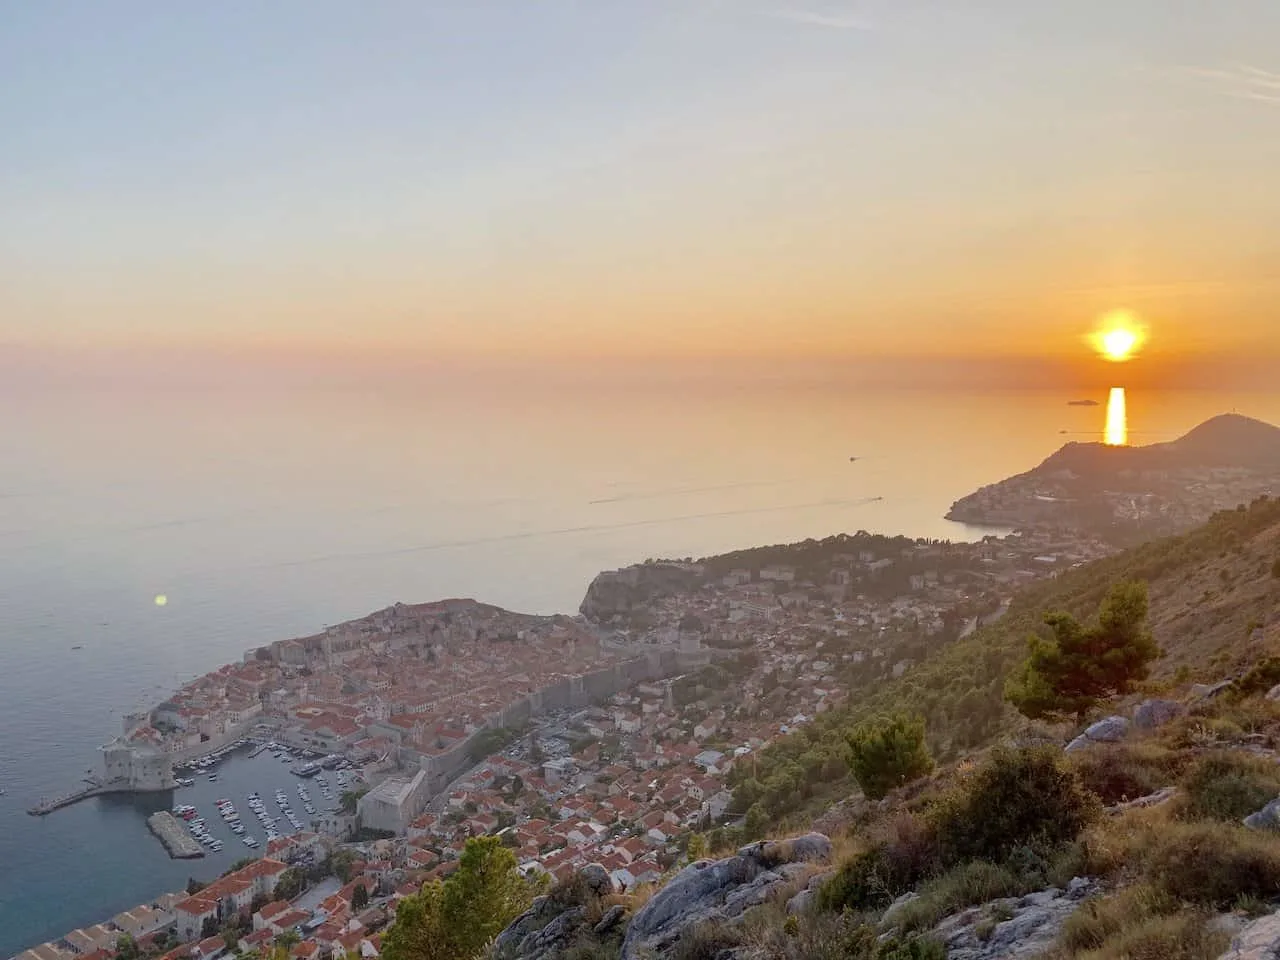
[947,413,1280,540]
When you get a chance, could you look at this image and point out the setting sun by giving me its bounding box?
[1090,311,1147,363]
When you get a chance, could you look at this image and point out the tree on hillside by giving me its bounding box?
[844,714,934,801]
[276,867,306,901]
[352,882,370,911]
[1005,579,1159,723]
[380,836,533,960]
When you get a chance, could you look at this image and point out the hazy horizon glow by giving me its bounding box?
[4,2,1280,373]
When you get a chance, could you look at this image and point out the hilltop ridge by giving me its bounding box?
[948,413,1280,539]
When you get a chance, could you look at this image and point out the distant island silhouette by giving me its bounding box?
[1067,398,1099,407]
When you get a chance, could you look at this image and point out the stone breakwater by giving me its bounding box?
[146,812,204,860]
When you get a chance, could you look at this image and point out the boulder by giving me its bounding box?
[1244,798,1280,831]
[1132,699,1184,730]
[737,832,833,866]
[785,870,835,917]
[1065,716,1129,753]
[1191,680,1235,702]
[580,863,614,896]
[1266,684,1280,703]
[594,904,627,936]
[620,834,833,960]
[1218,909,1280,959]
[492,897,590,960]
[493,866,621,960]
[932,879,1097,960]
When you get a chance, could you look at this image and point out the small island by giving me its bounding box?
[1067,398,1099,406]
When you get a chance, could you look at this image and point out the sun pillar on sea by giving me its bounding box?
[1105,387,1128,446]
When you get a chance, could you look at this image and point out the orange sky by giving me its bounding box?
[4,3,1280,380]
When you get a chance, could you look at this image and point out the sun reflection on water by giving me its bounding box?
[1105,387,1128,446]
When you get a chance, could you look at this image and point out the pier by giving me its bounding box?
[27,783,109,816]
[147,811,205,859]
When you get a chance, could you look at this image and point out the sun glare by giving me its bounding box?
[1104,387,1128,446]
[1090,310,1146,363]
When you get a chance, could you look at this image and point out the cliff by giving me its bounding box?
[579,562,705,624]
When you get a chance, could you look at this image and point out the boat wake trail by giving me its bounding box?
[259,496,885,571]
[588,479,794,504]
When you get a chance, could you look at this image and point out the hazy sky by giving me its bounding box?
[4,1,1280,371]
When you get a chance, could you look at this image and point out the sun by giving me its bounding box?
[1089,310,1147,363]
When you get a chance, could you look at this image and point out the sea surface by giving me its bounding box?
[2,381,1279,955]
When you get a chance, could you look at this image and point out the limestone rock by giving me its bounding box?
[1265,684,1280,703]
[621,833,832,960]
[1244,798,1280,831]
[931,880,1097,960]
[492,897,590,960]
[594,904,627,936]
[1191,680,1235,702]
[1132,699,1184,730]
[1217,909,1280,959]
[785,869,835,917]
[1107,786,1178,815]
[492,866,622,960]
[737,832,833,866]
[1065,716,1129,753]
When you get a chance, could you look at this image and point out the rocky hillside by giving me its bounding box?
[374,501,1280,960]
[829,496,1280,761]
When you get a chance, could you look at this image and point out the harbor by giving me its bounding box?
[146,811,205,859]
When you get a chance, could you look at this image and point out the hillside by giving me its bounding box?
[476,497,1280,960]
[947,413,1280,540]
[738,495,1280,825]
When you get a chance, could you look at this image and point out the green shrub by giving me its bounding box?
[1068,743,1186,805]
[820,846,923,913]
[932,746,1100,864]
[1232,656,1280,698]
[1146,820,1280,908]
[1178,751,1280,822]
[846,714,934,801]
[891,861,1023,932]
[876,937,947,960]
[819,814,940,913]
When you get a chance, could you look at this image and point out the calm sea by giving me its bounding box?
[2,381,1278,955]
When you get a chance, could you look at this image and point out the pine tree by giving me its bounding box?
[1006,579,1159,723]
[844,714,933,800]
[380,836,532,960]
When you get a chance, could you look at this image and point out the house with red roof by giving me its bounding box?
[174,897,219,942]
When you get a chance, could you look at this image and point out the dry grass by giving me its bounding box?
[1067,741,1188,805]
[1071,912,1227,960]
